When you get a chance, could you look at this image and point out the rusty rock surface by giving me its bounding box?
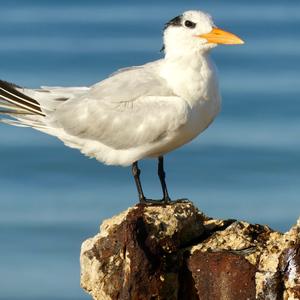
[80,201,300,300]
[80,200,205,300]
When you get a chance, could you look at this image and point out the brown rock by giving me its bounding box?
[281,219,300,300]
[188,251,256,300]
[189,220,272,300]
[80,201,300,300]
[80,200,205,300]
[255,218,300,300]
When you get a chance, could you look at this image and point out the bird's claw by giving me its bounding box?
[139,197,172,205]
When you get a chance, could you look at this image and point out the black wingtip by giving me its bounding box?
[0,80,22,89]
[0,79,45,116]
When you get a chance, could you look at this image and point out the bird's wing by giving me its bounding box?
[88,60,174,102]
[23,86,90,111]
[55,62,190,150]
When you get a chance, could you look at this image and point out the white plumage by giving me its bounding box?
[0,10,243,202]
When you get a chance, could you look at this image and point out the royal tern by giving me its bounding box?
[0,10,243,203]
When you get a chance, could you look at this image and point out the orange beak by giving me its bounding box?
[198,28,244,45]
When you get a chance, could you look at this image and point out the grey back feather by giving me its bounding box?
[54,61,189,150]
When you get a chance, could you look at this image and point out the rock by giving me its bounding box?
[80,200,205,300]
[80,200,300,300]
[281,219,300,300]
[188,251,257,300]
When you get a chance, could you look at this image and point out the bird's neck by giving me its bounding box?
[160,51,216,107]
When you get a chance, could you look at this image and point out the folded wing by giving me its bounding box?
[55,62,189,150]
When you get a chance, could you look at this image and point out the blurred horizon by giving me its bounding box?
[0,1,299,299]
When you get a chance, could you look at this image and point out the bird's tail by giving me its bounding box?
[0,80,89,133]
[0,80,57,133]
[0,80,45,117]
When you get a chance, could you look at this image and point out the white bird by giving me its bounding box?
[0,10,243,203]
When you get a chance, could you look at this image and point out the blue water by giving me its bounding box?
[0,0,299,299]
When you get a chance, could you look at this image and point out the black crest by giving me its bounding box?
[161,15,183,53]
[164,15,182,30]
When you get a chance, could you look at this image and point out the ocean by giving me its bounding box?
[0,0,299,299]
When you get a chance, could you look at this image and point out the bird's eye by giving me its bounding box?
[184,20,196,29]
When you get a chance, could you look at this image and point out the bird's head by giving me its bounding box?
[163,10,244,57]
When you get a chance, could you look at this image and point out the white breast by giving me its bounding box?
[159,52,220,106]
[147,53,221,157]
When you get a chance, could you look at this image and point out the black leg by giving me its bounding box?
[158,156,171,203]
[132,161,146,203]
